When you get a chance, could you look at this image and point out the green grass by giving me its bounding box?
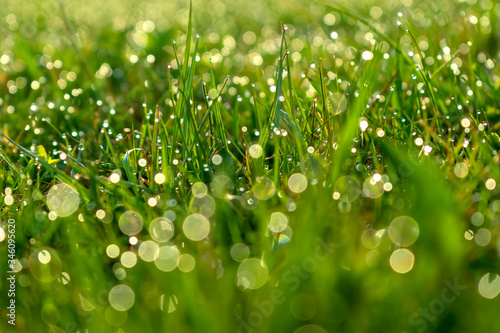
[1,0,500,332]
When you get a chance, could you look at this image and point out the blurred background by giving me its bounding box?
[0,0,500,333]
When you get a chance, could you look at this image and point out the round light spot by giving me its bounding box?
[288,173,308,194]
[390,249,415,274]
[106,244,120,259]
[475,228,491,246]
[138,158,147,167]
[208,89,218,100]
[192,182,208,198]
[362,50,374,60]
[268,212,288,233]
[461,118,471,128]
[279,227,293,245]
[119,211,143,236]
[212,154,223,165]
[370,6,383,19]
[154,246,180,272]
[96,209,106,220]
[154,173,166,185]
[486,178,496,190]
[363,177,384,199]
[253,177,276,200]
[388,216,419,247]
[230,243,250,262]
[361,229,381,249]
[464,229,474,240]
[353,117,369,132]
[183,214,210,241]
[249,144,263,158]
[478,273,500,299]
[454,163,469,178]
[108,285,135,311]
[114,267,126,280]
[98,210,113,223]
[138,240,159,262]
[149,217,174,243]
[29,248,62,282]
[38,250,52,264]
[46,183,79,217]
[110,173,120,184]
[237,258,269,290]
[120,251,137,268]
[324,13,336,25]
[148,197,157,207]
[191,195,216,217]
[178,254,196,273]
[471,212,484,226]
[334,176,361,202]
[4,195,14,206]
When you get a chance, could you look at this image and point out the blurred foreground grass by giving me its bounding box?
[1,0,500,332]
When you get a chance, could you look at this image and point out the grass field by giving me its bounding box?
[1,0,500,332]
